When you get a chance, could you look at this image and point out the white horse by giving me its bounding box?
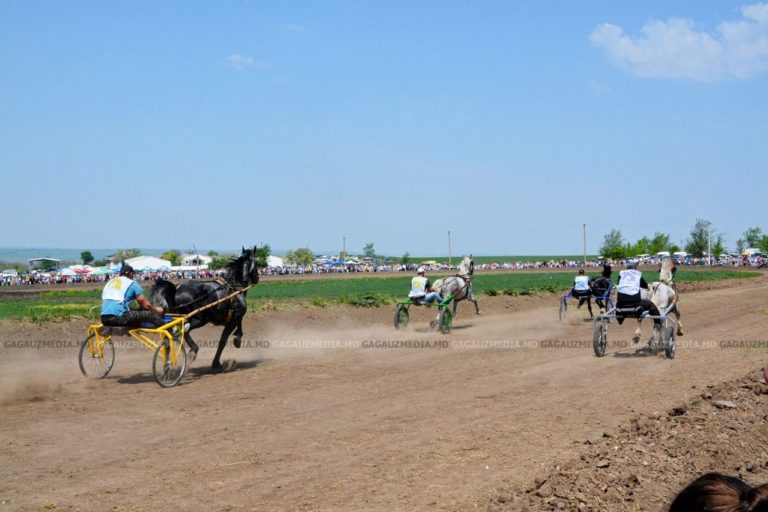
[629,281,683,343]
[431,255,481,318]
[648,281,684,336]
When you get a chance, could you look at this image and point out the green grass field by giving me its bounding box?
[0,269,760,322]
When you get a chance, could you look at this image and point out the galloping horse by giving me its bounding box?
[432,255,481,318]
[150,246,260,373]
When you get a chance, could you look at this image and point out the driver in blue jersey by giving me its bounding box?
[101,262,165,328]
[409,267,443,304]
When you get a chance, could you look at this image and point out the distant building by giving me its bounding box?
[181,254,213,267]
[266,255,284,268]
[28,257,61,271]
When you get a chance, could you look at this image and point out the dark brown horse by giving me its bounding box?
[150,246,259,373]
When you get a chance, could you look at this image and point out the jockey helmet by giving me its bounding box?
[578,269,585,275]
[626,260,637,269]
[120,262,135,275]
[416,267,425,274]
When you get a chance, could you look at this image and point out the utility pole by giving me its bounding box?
[707,222,712,266]
[342,237,346,259]
[448,231,452,267]
[583,224,587,267]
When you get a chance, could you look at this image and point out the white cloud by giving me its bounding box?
[590,3,768,81]
[224,54,255,71]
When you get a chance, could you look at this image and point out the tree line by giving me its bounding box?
[599,220,768,259]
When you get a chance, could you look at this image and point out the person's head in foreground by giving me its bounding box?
[669,473,768,512]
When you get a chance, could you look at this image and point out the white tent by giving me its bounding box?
[124,256,172,272]
[266,255,284,268]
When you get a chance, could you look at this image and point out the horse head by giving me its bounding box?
[457,255,474,279]
[226,246,260,287]
[150,278,177,310]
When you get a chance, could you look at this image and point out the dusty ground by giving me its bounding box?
[0,276,767,511]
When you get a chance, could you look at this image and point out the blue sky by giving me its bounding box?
[2,1,767,256]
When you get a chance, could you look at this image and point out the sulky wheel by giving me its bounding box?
[79,334,115,379]
[152,340,188,388]
[664,326,677,360]
[559,297,567,321]
[592,319,608,357]
[438,307,453,334]
[394,304,409,330]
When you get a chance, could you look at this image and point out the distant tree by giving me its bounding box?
[207,250,219,257]
[760,235,768,254]
[285,247,314,265]
[649,232,673,254]
[736,239,745,254]
[712,234,725,257]
[209,254,235,270]
[92,259,107,267]
[400,251,410,265]
[685,219,717,257]
[161,250,181,266]
[294,247,315,265]
[113,248,141,262]
[339,249,349,260]
[80,251,94,265]
[741,227,763,248]
[599,229,625,259]
[363,242,376,259]
[40,259,59,271]
[253,244,271,268]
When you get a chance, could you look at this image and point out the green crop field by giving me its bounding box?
[0,269,759,322]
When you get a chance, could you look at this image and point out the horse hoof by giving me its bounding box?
[234,338,242,349]
[632,335,641,343]
[223,359,237,372]
[188,350,198,364]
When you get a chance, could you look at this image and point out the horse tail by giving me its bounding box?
[150,278,177,311]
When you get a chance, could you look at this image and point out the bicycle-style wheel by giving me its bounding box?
[664,326,676,359]
[79,334,115,379]
[152,340,188,388]
[394,304,409,330]
[592,319,608,357]
[438,307,452,334]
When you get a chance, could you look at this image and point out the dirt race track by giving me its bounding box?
[1,276,767,511]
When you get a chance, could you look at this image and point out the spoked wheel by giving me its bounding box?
[664,326,677,359]
[438,307,453,334]
[559,298,567,321]
[394,304,409,330]
[592,319,608,357]
[152,340,188,388]
[79,334,115,378]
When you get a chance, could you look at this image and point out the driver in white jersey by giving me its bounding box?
[616,261,661,325]
[409,267,443,304]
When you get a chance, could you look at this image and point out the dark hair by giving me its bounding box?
[669,473,768,512]
[578,269,585,275]
[119,262,135,275]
